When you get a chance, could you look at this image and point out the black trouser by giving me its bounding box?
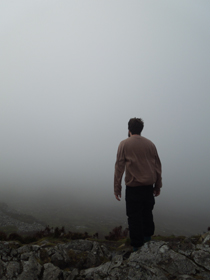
[126,185,155,247]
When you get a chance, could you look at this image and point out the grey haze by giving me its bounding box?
[1,0,210,236]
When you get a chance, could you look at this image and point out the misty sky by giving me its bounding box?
[1,1,210,232]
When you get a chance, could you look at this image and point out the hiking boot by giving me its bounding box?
[144,236,151,243]
[133,246,139,252]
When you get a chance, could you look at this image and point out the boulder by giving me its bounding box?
[62,240,93,251]
[17,255,42,280]
[6,261,21,278]
[42,263,62,280]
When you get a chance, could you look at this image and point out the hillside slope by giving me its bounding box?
[0,202,45,233]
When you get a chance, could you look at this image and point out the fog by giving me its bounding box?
[1,1,210,236]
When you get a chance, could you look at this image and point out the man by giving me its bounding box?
[114,118,162,250]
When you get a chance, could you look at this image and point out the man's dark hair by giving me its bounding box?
[128,118,144,135]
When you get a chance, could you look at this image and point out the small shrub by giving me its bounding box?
[22,235,37,244]
[92,232,99,239]
[0,231,7,241]
[105,226,128,241]
[8,232,23,242]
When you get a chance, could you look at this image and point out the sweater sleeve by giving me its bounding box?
[154,149,162,190]
[114,142,126,196]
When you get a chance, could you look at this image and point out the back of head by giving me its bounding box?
[128,118,144,135]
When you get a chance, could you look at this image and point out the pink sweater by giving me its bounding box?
[114,135,162,196]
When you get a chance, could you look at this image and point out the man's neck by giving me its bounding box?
[130,134,141,137]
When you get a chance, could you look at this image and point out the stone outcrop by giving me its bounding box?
[0,233,210,279]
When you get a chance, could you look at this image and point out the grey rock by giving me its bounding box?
[100,244,112,259]
[128,241,164,269]
[88,249,108,268]
[0,260,6,278]
[31,244,40,251]
[65,268,79,280]
[63,240,93,251]
[196,243,210,252]
[203,233,210,244]
[0,236,209,280]
[81,239,207,280]
[200,231,210,243]
[197,271,210,280]
[56,244,72,266]
[111,266,159,280]
[50,246,76,269]
[176,276,197,280]
[177,239,195,256]
[63,271,71,280]
[80,241,112,269]
[128,241,199,276]
[17,255,42,280]
[51,251,65,268]
[17,245,31,254]
[11,248,18,257]
[2,255,11,262]
[85,251,100,268]
[6,261,21,278]
[67,249,88,269]
[0,242,11,256]
[80,261,111,278]
[192,249,210,270]
[109,255,123,270]
[20,252,33,261]
[43,263,62,280]
[46,247,57,256]
[91,241,104,258]
[157,248,198,275]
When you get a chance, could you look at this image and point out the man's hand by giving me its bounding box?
[115,194,121,201]
[153,188,160,197]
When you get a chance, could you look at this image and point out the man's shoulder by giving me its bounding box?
[118,136,156,149]
[118,137,132,145]
[117,138,128,149]
[140,136,155,145]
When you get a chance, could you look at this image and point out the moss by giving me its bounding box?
[194,276,206,280]
[152,235,185,242]
[190,235,202,245]
[35,236,71,247]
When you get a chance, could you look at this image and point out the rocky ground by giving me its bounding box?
[0,232,210,279]
[0,202,45,233]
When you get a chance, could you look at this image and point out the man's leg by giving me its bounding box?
[126,185,154,248]
[126,186,144,248]
[142,187,155,239]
